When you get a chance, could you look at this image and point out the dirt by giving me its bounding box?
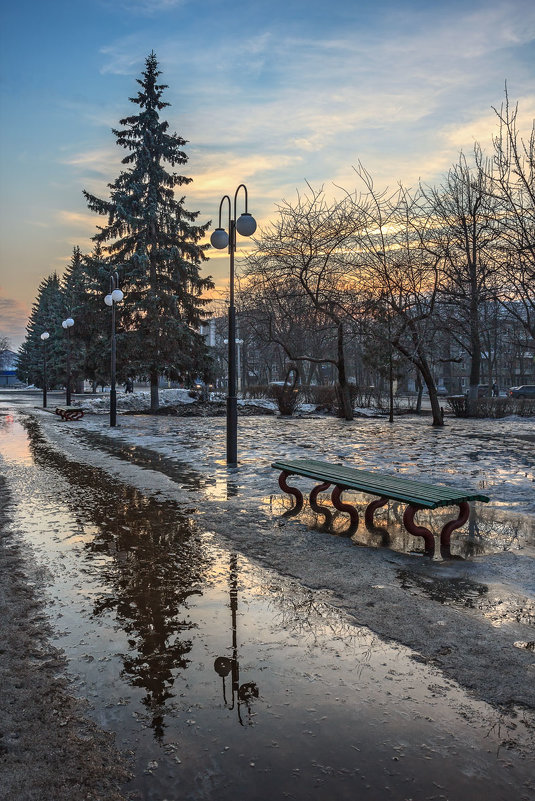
[0,474,131,801]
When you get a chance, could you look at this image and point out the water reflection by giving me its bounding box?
[22,416,210,740]
[76,429,241,501]
[2,411,534,800]
[213,553,259,725]
[270,490,535,559]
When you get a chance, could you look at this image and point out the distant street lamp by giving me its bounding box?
[61,317,74,405]
[211,185,256,467]
[40,331,49,408]
[104,272,124,427]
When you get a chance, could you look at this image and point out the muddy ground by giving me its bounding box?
[0,472,131,801]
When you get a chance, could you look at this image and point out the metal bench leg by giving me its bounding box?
[309,482,333,526]
[365,497,389,528]
[331,486,358,535]
[278,470,303,514]
[403,504,435,555]
[440,502,470,549]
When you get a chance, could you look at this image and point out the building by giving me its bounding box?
[0,350,21,387]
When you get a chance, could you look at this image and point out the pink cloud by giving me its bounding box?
[0,295,30,349]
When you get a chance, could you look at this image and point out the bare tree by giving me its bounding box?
[421,151,501,413]
[0,335,11,353]
[345,166,446,426]
[240,273,337,387]
[483,89,535,340]
[244,186,365,420]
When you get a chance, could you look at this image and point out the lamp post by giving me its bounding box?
[104,272,124,427]
[211,185,256,467]
[61,317,74,405]
[224,338,244,392]
[40,332,49,408]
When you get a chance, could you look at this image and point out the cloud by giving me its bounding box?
[61,147,122,175]
[116,0,186,15]
[57,210,99,229]
[0,295,30,348]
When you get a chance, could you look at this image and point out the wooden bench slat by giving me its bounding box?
[272,458,481,499]
[271,459,489,509]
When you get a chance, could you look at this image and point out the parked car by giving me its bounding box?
[508,385,535,398]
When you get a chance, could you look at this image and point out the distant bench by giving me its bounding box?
[55,406,84,421]
[272,459,490,555]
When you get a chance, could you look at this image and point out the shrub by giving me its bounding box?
[447,396,535,418]
[268,383,302,415]
[243,384,269,399]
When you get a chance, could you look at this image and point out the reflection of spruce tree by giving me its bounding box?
[90,490,209,739]
[22,417,210,739]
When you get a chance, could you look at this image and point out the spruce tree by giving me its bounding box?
[84,52,213,410]
[17,273,64,387]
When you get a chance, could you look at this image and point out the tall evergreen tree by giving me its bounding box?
[83,52,213,410]
[17,273,64,387]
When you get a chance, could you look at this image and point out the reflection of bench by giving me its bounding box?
[55,406,84,421]
[272,459,490,555]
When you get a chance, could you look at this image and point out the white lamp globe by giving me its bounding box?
[40,332,49,340]
[104,294,113,307]
[66,317,74,327]
[210,228,229,249]
[236,212,257,237]
[62,320,68,329]
[111,288,124,303]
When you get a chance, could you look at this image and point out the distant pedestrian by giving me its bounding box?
[492,382,498,397]
[125,377,134,393]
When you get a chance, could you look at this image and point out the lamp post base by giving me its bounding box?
[226,395,237,467]
[110,388,117,427]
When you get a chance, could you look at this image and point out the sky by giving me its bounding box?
[1,0,534,350]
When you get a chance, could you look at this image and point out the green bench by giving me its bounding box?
[272,459,490,555]
[55,405,84,421]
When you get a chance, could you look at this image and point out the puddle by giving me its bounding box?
[270,491,535,559]
[51,419,535,560]
[0,412,534,800]
[396,570,535,628]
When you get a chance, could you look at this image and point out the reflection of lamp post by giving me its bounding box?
[104,272,124,428]
[211,185,256,467]
[40,331,49,408]
[214,553,258,726]
[61,317,74,405]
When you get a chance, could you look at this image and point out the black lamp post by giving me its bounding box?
[104,272,124,428]
[210,185,256,467]
[40,331,49,408]
[61,317,74,405]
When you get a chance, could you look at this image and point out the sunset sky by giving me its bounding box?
[1,0,534,349]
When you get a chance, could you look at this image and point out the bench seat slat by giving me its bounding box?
[272,459,489,509]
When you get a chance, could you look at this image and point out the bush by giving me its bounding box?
[268,383,302,415]
[447,396,535,418]
[305,385,337,409]
[243,384,269,399]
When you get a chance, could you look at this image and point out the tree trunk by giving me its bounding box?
[415,371,423,414]
[150,369,159,412]
[419,361,444,426]
[336,322,354,421]
[467,284,481,416]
